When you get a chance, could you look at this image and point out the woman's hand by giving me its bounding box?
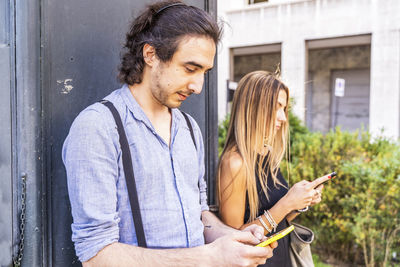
[309,174,331,206]
[310,184,324,206]
[282,175,330,212]
[281,180,317,211]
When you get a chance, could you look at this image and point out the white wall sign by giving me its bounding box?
[335,78,345,97]
[228,80,238,90]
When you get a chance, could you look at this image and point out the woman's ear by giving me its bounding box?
[143,43,156,67]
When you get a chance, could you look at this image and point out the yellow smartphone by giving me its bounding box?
[256,225,295,247]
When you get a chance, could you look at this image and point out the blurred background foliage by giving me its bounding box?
[218,110,400,267]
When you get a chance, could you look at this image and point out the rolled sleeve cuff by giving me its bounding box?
[72,222,120,262]
[200,193,209,212]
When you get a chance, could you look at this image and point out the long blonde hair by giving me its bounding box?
[217,71,290,223]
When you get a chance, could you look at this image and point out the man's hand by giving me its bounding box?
[241,224,267,242]
[207,231,277,267]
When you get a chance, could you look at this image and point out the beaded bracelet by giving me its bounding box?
[264,210,277,232]
[257,216,272,233]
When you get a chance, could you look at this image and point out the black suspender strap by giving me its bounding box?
[99,100,197,248]
[100,100,147,248]
[180,111,197,151]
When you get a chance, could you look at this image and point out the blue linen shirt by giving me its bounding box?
[62,84,208,262]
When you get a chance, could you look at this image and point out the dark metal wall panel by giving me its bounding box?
[0,2,12,266]
[206,0,219,207]
[42,0,217,266]
[14,1,43,266]
[42,2,150,265]
[0,43,12,267]
[0,1,10,44]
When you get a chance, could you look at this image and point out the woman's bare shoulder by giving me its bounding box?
[220,150,245,180]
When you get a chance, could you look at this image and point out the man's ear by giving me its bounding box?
[143,43,156,67]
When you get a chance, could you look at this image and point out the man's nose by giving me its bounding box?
[188,74,204,94]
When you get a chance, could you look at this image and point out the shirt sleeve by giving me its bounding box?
[190,117,209,212]
[62,104,120,262]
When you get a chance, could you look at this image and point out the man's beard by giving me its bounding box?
[152,79,180,109]
[151,66,192,108]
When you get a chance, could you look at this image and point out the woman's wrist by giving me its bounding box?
[277,195,295,215]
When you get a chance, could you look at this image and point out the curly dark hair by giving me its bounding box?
[118,0,223,85]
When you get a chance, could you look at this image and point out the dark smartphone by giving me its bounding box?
[314,171,337,188]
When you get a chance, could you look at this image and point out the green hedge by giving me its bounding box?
[218,112,400,267]
[218,113,230,157]
[282,127,400,267]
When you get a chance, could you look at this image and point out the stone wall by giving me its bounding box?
[233,52,281,81]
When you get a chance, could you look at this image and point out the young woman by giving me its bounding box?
[217,71,327,267]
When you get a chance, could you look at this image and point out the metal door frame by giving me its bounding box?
[12,1,44,266]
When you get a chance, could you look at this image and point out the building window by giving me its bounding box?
[228,44,281,113]
[248,0,269,4]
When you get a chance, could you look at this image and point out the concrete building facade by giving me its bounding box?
[218,0,400,138]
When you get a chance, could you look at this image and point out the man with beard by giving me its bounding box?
[62,1,277,266]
